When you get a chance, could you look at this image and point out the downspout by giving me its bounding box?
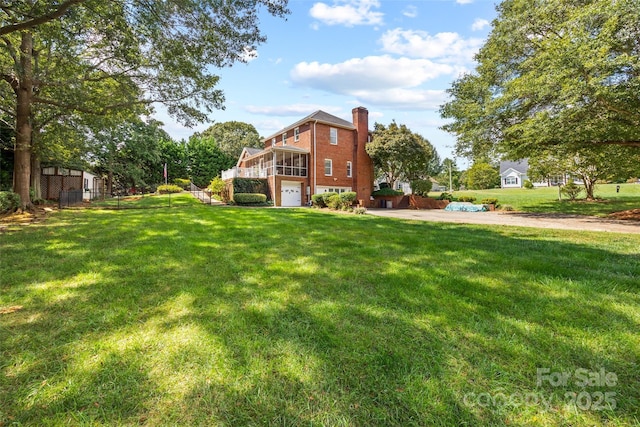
[313,120,318,196]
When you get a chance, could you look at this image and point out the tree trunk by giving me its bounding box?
[14,32,34,210]
[30,153,41,200]
[107,170,113,195]
[583,177,596,200]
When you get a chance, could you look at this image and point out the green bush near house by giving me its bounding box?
[371,188,404,197]
[0,191,21,213]
[233,178,267,195]
[339,191,357,205]
[234,193,267,204]
[157,184,183,194]
[326,194,342,210]
[438,192,454,201]
[523,179,534,189]
[321,192,338,204]
[208,176,225,194]
[311,194,326,208]
[174,178,191,190]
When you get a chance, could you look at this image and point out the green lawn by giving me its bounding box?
[435,183,640,216]
[1,194,639,426]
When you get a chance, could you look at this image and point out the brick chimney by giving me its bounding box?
[352,107,373,205]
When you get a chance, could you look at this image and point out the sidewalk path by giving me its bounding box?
[366,208,640,234]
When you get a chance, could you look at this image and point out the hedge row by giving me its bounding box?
[157,184,183,194]
[234,193,267,204]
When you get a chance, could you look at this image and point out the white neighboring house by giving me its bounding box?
[499,159,580,188]
[500,160,532,188]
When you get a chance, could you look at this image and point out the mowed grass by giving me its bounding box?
[437,183,640,216]
[1,193,639,426]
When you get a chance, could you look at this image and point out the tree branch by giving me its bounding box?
[0,0,88,36]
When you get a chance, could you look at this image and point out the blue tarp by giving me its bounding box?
[444,202,487,212]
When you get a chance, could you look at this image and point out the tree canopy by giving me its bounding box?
[1,0,289,208]
[366,121,438,189]
[198,121,263,160]
[440,0,640,161]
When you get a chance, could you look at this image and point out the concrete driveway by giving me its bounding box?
[367,208,640,234]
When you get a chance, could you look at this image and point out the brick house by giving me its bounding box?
[222,107,374,207]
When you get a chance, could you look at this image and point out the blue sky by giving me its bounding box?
[156,0,498,163]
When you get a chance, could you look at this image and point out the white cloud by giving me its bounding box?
[471,18,490,31]
[292,56,453,92]
[456,0,473,4]
[290,56,453,110]
[309,0,383,27]
[402,5,418,18]
[379,28,483,64]
[350,88,448,110]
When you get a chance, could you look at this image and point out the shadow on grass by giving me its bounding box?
[1,206,639,425]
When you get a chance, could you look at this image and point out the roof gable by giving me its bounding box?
[264,110,355,141]
[499,159,529,174]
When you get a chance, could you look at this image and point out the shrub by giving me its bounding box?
[354,207,367,215]
[561,179,583,201]
[157,184,183,194]
[500,204,515,211]
[0,191,21,213]
[311,194,326,208]
[458,196,476,203]
[371,188,404,197]
[234,193,267,204]
[410,179,432,197]
[339,191,357,205]
[326,194,342,210]
[481,198,499,205]
[174,178,191,190]
[233,178,267,195]
[438,192,454,201]
[523,179,534,189]
[209,176,225,194]
[321,192,338,204]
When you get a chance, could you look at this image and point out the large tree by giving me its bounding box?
[1,0,288,209]
[89,118,170,194]
[199,121,263,160]
[366,121,438,189]
[186,135,234,188]
[440,0,640,161]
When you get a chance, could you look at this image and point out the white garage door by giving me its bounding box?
[281,182,302,207]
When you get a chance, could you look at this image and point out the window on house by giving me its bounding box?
[272,138,276,147]
[84,178,89,189]
[324,159,332,176]
[330,128,337,145]
[294,127,300,142]
[346,161,352,177]
[504,176,518,185]
[282,133,286,145]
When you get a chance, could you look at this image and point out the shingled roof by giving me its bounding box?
[500,159,529,174]
[263,110,355,141]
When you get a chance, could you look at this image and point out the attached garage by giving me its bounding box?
[280,181,302,207]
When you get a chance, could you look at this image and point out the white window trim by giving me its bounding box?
[282,133,287,145]
[330,127,337,145]
[294,127,300,142]
[346,161,352,178]
[324,159,332,176]
[271,138,276,147]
